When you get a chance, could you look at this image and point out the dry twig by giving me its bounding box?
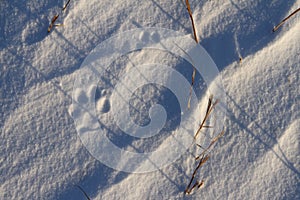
[185,0,199,43]
[188,69,196,109]
[173,42,197,109]
[62,0,72,11]
[48,1,72,33]
[273,8,300,32]
[183,0,199,109]
[194,95,219,139]
[48,14,60,33]
[185,155,209,194]
[185,95,224,195]
[195,130,225,160]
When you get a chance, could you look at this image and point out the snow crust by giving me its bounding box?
[1,0,299,199]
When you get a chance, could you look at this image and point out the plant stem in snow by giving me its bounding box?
[273,8,300,32]
[48,14,60,33]
[62,0,72,11]
[184,0,199,109]
[195,130,225,160]
[194,95,219,140]
[185,0,199,43]
[185,154,209,194]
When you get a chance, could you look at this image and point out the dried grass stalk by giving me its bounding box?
[185,95,224,195]
[185,0,199,43]
[195,130,225,160]
[194,95,219,139]
[273,8,300,32]
[48,14,60,33]
[185,155,209,194]
[184,0,199,109]
[62,0,72,11]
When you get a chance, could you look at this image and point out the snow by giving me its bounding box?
[1,0,299,199]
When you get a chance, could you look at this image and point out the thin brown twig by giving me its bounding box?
[273,7,300,32]
[62,0,72,11]
[48,14,60,33]
[185,0,199,43]
[184,0,199,109]
[197,180,204,189]
[189,180,204,194]
[173,42,197,109]
[196,144,204,149]
[203,125,213,128]
[205,95,213,116]
[185,95,224,194]
[185,130,224,194]
[188,66,196,109]
[194,95,219,139]
[195,130,225,160]
[48,1,72,33]
[185,154,209,194]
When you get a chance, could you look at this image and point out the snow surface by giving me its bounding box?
[1,0,299,199]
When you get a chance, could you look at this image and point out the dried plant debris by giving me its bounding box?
[182,0,199,109]
[194,95,219,140]
[47,14,60,33]
[273,7,300,32]
[173,42,197,109]
[62,0,72,11]
[185,155,209,194]
[188,68,197,109]
[48,0,72,33]
[195,130,225,161]
[184,0,199,43]
[185,95,224,195]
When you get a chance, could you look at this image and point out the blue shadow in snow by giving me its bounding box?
[200,0,297,71]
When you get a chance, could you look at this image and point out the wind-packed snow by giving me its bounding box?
[1,0,299,199]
